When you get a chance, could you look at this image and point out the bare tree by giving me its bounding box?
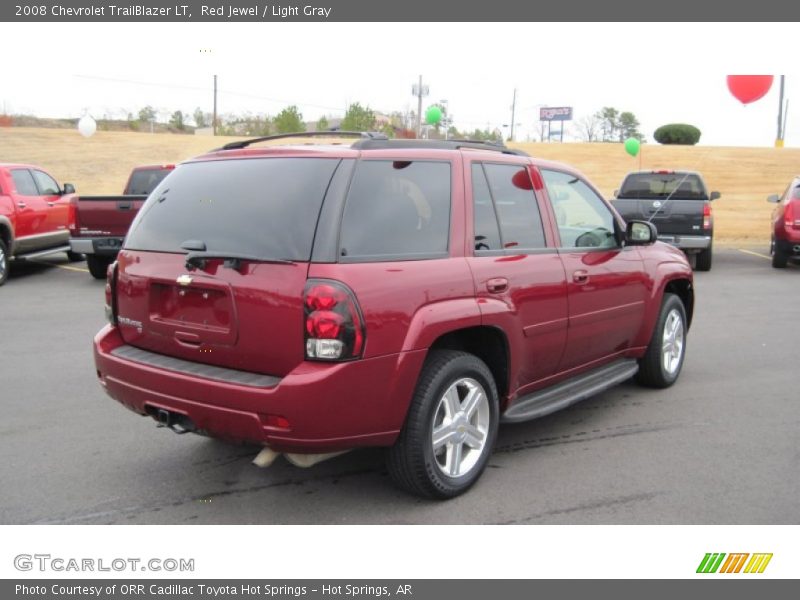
[575,113,601,142]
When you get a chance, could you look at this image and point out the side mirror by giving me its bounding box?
[767,194,780,203]
[625,220,657,245]
[709,191,720,201]
[613,189,619,198]
[62,183,75,195]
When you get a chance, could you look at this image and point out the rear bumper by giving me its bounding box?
[775,238,800,256]
[657,234,711,251]
[93,325,426,452]
[70,237,124,256]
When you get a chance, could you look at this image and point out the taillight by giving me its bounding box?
[105,261,118,325]
[303,279,365,361]
[785,202,799,229]
[703,203,712,230]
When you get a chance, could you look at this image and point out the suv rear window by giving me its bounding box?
[125,158,341,261]
[618,173,707,200]
[339,160,451,261]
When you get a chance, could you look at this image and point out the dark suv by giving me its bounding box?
[94,134,694,498]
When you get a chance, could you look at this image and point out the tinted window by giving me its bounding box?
[483,163,545,250]
[125,158,340,261]
[542,169,618,249]
[126,168,171,195]
[11,169,38,196]
[618,172,707,200]
[471,164,502,252]
[339,160,450,260]
[32,170,60,195]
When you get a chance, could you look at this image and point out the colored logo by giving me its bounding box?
[696,553,773,574]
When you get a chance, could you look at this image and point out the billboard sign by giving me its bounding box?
[539,106,573,121]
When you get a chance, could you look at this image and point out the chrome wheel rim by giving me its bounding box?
[0,245,6,278]
[431,377,490,479]
[661,309,685,375]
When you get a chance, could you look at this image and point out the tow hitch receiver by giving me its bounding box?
[151,407,195,435]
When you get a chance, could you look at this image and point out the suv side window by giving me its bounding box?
[32,170,60,195]
[474,163,546,252]
[10,169,38,196]
[541,169,618,249]
[339,160,450,261]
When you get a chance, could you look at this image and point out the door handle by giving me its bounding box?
[17,201,26,209]
[47,202,55,207]
[486,277,509,293]
[573,270,589,284]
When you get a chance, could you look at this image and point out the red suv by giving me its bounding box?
[767,176,800,268]
[94,134,694,498]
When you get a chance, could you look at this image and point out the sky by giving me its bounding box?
[1,22,800,147]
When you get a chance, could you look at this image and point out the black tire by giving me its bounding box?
[636,293,687,389]
[771,239,788,269]
[0,237,9,286]
[87,255,112,279]
[387,350,499,499]
[695,245,712,271]
[66,251,84,262]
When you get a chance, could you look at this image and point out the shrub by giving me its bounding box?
[653,123,701,145]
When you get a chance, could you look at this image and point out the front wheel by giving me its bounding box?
[0,238,9,286]
[636,293,687,388]
[387,350,499,499]
[86,255,112,279]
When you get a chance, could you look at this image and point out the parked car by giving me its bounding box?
[612,170,720,271]
[69,164,174,278]
[767,176,800,268]
[93,133,694,498]
[0,163,80,286]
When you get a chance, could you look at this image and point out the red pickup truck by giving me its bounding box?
[0,163,80,286]
[69,164,173,278]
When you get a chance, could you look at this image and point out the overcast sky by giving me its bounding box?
[2,22,799,147]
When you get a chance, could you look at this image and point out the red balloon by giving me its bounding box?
[726,75,774,104]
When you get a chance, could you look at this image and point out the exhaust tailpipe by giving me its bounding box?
[252,448,350,469]
[793,245,800,253]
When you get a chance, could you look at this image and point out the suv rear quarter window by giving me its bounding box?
[338,160,451,261]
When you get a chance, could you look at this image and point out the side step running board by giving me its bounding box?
[501,359,639,424]
[14,245,71,261]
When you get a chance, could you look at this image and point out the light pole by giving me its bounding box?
[440,99,449,140]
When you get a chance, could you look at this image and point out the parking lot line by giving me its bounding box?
[737,248,771,260]
[29,260,90,273]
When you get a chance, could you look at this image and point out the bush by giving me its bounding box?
[653,123,701,145]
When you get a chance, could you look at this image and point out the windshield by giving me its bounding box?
[618,173,707,200]
[125,157,341,261]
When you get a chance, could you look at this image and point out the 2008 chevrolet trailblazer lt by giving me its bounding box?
[94,133,694,498]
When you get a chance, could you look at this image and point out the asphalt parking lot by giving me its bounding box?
[1,247,798,524]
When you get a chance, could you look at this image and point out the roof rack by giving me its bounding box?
[351,138,529,156]
[218,131,388,151]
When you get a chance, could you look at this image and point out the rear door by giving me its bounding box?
[9,168,48,250]
[31,169,69,240]
[540,167,650,372]
[466,159,568,387]
[116,156,347,377]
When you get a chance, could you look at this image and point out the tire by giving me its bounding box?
[387,350,499,499]
[695,245,712,271]
[0,237,9,286]
[635,293,687,389]
[86,255,112,279]
[66,251,84,262]
[771,238,788,269]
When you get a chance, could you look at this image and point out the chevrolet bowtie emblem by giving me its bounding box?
[176,274,193,286]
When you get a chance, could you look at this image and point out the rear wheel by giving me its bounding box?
[636,293,687,388]
[387,350,499,499]
[87,255,112,279]
[771,238,788,269]
[695,245,712,271]
[0,238,9,286]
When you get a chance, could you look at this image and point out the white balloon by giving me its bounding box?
[78,115,96,137]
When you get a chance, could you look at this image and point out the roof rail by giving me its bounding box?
[351,138,529,156]
[218,131,388,151]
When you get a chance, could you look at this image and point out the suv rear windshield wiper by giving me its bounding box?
[185,251,294,272]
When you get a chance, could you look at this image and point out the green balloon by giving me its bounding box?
[624,137,640,157]
[425,106,443,125]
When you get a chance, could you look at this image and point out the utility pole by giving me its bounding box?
[509,88,517,142]
[412,75,429,138]
[213,74,218,136]
[776,74,785,147]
